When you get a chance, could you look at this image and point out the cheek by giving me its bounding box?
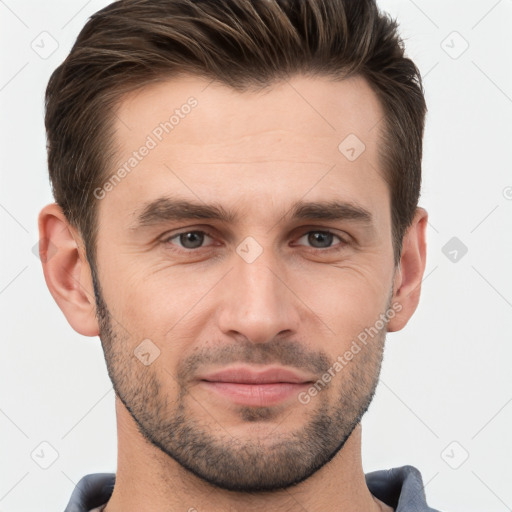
[102,265,213,359]
[291,262,392,348]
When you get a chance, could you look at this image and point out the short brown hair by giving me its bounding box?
[45,0,426,268]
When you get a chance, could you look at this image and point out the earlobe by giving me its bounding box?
[387,207,428,333]
[37,203,100,337]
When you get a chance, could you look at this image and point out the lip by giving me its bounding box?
[196,366,315,407]
[198,366,314,385]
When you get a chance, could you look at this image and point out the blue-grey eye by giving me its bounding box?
[296,231,342,249]
[168,231,213,249]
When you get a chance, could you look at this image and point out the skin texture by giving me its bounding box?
[39,74,427,512]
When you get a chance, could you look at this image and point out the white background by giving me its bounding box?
[1,0,511,510]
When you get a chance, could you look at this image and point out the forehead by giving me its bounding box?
[114,73,384,148]
[102,74,388,225]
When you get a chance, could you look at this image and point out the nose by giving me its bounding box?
[216,245,301,344]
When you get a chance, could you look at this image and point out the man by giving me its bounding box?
[38,0,439,510]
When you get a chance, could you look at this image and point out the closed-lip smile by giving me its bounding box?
[196,366,315,407]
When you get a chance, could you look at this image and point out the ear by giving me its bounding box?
[37,203,100,337]
[387,207,428,332]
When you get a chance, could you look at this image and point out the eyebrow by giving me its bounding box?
[130,196,374,231]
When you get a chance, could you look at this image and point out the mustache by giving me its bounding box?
[176,338,331,383]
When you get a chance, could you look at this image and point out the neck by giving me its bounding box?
[104,397,387,512]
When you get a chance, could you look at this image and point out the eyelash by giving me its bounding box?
[160,228,350,253]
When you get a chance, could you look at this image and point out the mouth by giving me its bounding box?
[196,366,315,407]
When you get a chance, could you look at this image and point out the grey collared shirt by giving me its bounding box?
[64,465,441,511]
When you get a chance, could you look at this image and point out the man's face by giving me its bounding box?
[93,74,396,491]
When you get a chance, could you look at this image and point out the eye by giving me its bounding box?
[295,230,348,250]
[160,228,349,254]
[163,230,215,250]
